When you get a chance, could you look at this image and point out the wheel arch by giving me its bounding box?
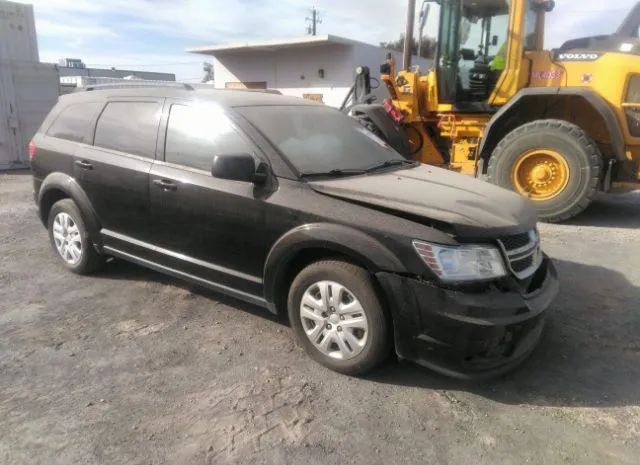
[38,172,102,247]
[479,87,625,172]
[263,223,405,317]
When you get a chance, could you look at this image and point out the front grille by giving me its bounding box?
[497,230,543,280]
[624,75,640,136]
[625,107,640,137]
[499,232,531,251]
[511,255,534,273]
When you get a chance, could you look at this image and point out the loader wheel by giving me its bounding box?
[487,119,602,223]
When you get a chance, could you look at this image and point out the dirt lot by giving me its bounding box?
[1,170,639,465]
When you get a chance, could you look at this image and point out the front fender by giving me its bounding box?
[38,172,102,247]
[479,87,626,162]
[262,223,406,305]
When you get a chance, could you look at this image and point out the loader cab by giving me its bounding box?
[435,0,539,111]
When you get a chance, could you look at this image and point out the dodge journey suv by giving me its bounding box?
[31,85,559,378]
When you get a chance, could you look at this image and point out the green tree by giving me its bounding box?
[380,34,437,59]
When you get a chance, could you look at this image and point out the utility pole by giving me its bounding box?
[417,1,430,57]
[306,7,322,35]
[403,0,416,70]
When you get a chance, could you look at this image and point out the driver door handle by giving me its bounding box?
[74,160,93,170]
[153,179,178,191]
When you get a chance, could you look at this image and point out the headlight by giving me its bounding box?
[413,241,507,283]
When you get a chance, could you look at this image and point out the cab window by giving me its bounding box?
[437,0,510,104]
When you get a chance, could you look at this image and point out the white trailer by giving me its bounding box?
[0,0,39,62]
[0,61,59,169]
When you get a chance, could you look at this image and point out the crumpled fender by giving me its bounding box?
[262,222,406,306]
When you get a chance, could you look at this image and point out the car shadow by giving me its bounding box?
[94,258,285,325]
[564,192,640,229]
[367,257,640,409]
[97,254,640,409]
[0,168,31,176]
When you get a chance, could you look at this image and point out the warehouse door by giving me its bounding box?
[0,61,20,170]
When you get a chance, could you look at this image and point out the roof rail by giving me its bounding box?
[217,88,282,95]
[83,82,195,92]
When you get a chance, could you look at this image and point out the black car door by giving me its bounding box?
[74,98,163,246]
[148,100,270,298]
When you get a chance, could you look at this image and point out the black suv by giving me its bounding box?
[31,85,558,378]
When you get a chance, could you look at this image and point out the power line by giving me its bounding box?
[85,61,202,68]
[562,8,629,13]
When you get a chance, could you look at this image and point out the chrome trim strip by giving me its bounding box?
[497,230,542,280]
[103,246,267,307]
[152,158,211,176]
[501,230,538,257]
[101,229,263,284]
[507,247,538,261]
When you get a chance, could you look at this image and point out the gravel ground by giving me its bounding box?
[1,170,639,465]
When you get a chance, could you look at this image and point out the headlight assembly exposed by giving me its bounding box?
[413,240,507,283]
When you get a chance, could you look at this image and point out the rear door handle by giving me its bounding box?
[153,179,178,191]
[75,160,93,170]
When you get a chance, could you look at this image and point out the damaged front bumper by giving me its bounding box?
[376,258,559,380]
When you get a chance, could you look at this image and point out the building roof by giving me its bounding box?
[186,34,378,55]
[57,66,176,81]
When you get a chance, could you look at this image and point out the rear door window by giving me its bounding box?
[164,104,254,172]
[46,102,103,143]
[94,101,161,158]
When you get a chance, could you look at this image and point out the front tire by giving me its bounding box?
[288,260,390,376]
[47,199,103,274]
[487,119,602,223]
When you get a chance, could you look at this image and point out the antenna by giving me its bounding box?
[305,7,322,35]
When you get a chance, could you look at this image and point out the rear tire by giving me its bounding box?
[47,199,103,274]
[287,260,390,376]
[487,119,602,223]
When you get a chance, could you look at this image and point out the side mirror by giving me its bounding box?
[212,153,268,185]
[492,35,499,47]
[460,48,477,61]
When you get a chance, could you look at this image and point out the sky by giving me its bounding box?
[15,0,640,82]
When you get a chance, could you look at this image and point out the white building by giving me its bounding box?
[1,0,58,170]
[56,58,177,94]
[187,35,432,108]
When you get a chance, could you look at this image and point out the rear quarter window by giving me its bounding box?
[46,102,103,143]
[93,101,160,159]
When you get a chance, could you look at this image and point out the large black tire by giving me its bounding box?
[287,260,390,376]
[47,199,104,275]
[487,119,602,223]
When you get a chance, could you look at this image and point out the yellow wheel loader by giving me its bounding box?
[347,0,640,222]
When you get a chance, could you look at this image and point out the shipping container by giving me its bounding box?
[0,61,59,169]
[0,0,39,62]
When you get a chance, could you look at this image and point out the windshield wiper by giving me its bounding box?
[365,159,417,173]
[300,168,367,178]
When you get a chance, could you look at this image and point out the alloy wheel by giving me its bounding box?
[52,212,83,265]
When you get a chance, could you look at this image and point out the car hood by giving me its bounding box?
[308,165,537,238]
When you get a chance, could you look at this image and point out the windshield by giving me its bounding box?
[237,105,406,176]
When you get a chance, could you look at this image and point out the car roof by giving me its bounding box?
[59,86,321,108]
